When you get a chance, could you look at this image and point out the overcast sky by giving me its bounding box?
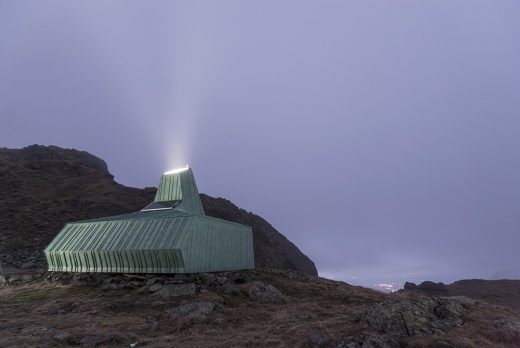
[1,1,520,290]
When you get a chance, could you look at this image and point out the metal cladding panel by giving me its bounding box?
[181,216,255,273]
[44,216,192,273]
[154,169,205,215]
[45,217,191,251]
[155,173,182,202]
[45,249,186,273]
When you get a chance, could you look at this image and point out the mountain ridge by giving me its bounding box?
[0,144,317,276]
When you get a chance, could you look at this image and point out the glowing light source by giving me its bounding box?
[164,165,189,175]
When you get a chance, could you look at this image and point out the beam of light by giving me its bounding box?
[164,165,189,175]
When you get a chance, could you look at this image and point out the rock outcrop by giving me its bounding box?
[0,145,317,276]
[362,297,468,337]
[2,269,520,347]
[401,279,520,310]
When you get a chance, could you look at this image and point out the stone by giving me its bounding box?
[336,336,363,348]
[200,273,215,286]
[248,281,285,304]
[215,276,227,286]
[148,283,162,293]
[146,277,158,286]
[0,275,6,284]
[336,335,400,348]
[79,334,118,346]
[20,274,33,283]
[102,282,126,290]
[362,297,468,337]
[147,318,159,331]
[53,330,71,342]
[71,274,95,287]
[125,281,143,289]
[155,283,196,299]
[403,282,417,290]
[418,281,449,295]
[362,335,400,348]
[168,302,215,323]
[434,299,465,325]
[220,283,241,296]
[493,318,520,342]
[307,327,330,347]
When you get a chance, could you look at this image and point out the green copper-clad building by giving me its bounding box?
[44,167,254,273]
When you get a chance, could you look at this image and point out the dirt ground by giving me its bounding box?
[1,270,520,347]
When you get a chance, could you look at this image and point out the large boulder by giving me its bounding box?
[362,297,469,337]
[248,281,285,304]
[168,302,215,323]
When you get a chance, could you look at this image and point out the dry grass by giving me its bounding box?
[1,271,519,347]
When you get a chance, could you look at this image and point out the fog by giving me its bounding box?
[1,1,520,289]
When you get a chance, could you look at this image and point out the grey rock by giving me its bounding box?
[7,274,33,284]
[146,277,158,286]
[71,274,95,287]
[85,308,99,315]
[362,335,400,348]
[494,318,520,342]
[102,282,126,290]
[434,299,465,325]
[200,273,215,286]
[362,297,468,337]
[220,283,240,296]
[418,281,449,294]
[215,276,227,286]
[336,335,400,348]
[403,282,417,290]
[79,334,117,346]
[147,318,159,331]
[307,327,330,347]
[336,336,364,348]
[124,280,142,289]
[0,275,6,284]
[19,274,33,283]
[248,281,285,304]
[54,330,71,342]
[168,302,215,322]
[148,283,162,293]
[155,283,196,299]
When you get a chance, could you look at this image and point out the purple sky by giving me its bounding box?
[1,1,520,290]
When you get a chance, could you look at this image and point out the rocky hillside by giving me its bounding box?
[1,269,520,347]
[0,145,317,276]
[403,279,520,310]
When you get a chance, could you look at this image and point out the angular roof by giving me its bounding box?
[154,167,204,215]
